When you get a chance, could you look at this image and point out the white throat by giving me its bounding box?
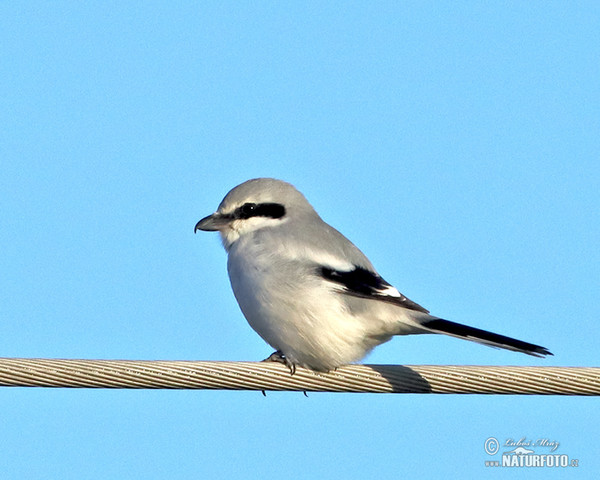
[219,216,288,251]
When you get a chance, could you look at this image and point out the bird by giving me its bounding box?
[195,178,551,373]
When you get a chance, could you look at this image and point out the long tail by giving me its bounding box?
[420,318,552,357]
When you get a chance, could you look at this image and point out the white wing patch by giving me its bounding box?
[319,265,430,314]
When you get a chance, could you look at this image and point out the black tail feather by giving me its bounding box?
[422,318,552,357]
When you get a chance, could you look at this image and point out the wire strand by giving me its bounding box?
[0,358,598,394]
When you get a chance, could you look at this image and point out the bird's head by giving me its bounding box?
[195,178,316,250]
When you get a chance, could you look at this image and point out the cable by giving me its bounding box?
[0,358,598,394]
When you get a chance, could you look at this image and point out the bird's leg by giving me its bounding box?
[262,350,296,375]
[263,350,285,363]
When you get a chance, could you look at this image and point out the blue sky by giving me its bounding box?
[1,2,598,478]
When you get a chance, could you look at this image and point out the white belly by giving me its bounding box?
[226,241,392,371]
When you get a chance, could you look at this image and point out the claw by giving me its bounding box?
[262,350,296,375]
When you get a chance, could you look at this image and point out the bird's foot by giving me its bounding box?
[262,350,296,375]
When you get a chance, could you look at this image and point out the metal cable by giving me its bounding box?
[0,358,598,394]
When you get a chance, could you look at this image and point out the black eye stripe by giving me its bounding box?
[234,202,286,220]
[239,203,257,217]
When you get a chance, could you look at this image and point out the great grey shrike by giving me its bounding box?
[195,178,551,372]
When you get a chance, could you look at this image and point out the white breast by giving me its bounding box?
[225,235,391,371]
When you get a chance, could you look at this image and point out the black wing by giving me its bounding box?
[319,266,430,314]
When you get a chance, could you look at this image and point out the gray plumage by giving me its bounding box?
[195,178,551,372]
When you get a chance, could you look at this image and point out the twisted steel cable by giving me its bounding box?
[0,358,598,394]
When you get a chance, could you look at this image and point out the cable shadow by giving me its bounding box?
[366,364,433,393]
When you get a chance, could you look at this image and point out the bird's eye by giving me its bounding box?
[238,203,257,218]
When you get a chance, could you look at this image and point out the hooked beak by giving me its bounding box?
[194,213,230,233]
